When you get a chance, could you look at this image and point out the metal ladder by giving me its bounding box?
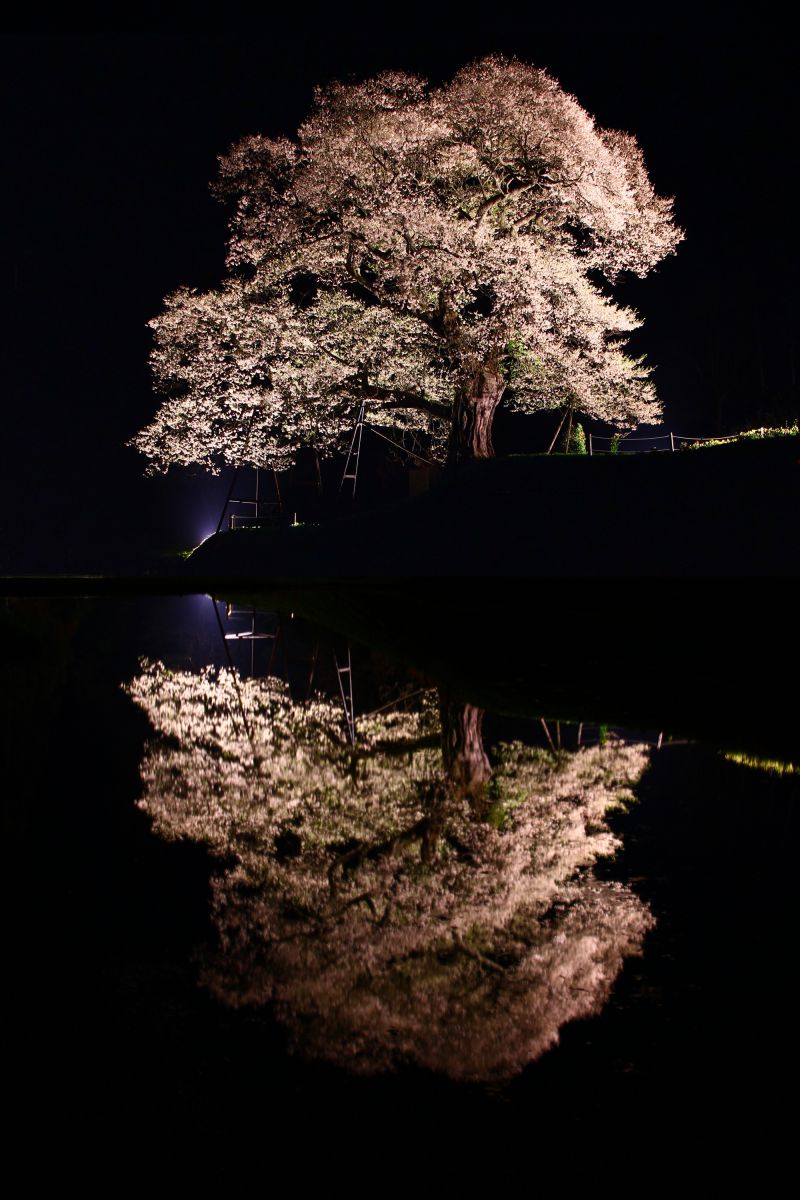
[340,401,366,497]
[334,644,356,745]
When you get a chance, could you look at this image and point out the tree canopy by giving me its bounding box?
[126,659,653,1080]
[132,57,682,473]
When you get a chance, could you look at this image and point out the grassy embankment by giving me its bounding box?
[188,432,799,577]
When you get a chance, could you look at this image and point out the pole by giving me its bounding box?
[547,407,568,454]
[217,465,241,533]
[250,611,255,677]
[670,432,675,452]
[218,409,260,533]
[352,421,363,497]
[210,597,258,765]
[563,408,573,455]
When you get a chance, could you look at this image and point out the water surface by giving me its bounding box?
[3,587,797,1145]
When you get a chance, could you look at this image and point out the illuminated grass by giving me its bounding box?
[686,424,798,449]
[723,751,797,776]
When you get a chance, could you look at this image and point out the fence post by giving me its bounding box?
[588,434,593,456]
[670,432,675,452]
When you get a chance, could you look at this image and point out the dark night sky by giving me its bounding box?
[2,23,796,571]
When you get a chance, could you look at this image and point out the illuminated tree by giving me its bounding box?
[126,661,653,1080]
[132,57,682,473]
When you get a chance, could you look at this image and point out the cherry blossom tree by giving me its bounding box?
[132,57,682,473]
[126,660,653,1081]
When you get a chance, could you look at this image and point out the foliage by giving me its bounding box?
[131,57,682,473]
[125,660,653,1081]
[502,337,534,384]
[570,421,587,454]
[737,423,798,439]
[685,423,799,449]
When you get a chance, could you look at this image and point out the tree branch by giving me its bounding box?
[356,733,441,758]
[474,178,540,225]
[328,817,431,896]
[373,390,451,420]
[345,236,450,340]
[451,931,506,973]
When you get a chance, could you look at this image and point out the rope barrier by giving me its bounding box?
[365,424,436,466]
[590,432,738,443]
[590,434,670,442]
[673,433,738,441]
[361,687,429,719]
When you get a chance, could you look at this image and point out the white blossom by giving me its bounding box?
[126,661,654,1080]
[131,57,682,472]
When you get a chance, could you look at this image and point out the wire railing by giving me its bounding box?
[541,719,690,751]
[587,431,742,454]
[340,411,437,495]
[228,510,281,530]
[365,424,436,466]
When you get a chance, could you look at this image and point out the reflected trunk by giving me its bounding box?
[440,700,491,809]
[422,701,492,860]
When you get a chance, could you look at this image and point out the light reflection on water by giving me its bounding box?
[125,606,656,1081]
[4,591,797,1131]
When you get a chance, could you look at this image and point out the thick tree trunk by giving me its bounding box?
[447,369,506,464]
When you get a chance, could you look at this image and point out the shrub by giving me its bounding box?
[570,422,587,454]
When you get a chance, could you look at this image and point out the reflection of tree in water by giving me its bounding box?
[126,661,654,1081]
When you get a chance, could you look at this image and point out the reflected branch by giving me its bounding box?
[125,659,654,1081]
